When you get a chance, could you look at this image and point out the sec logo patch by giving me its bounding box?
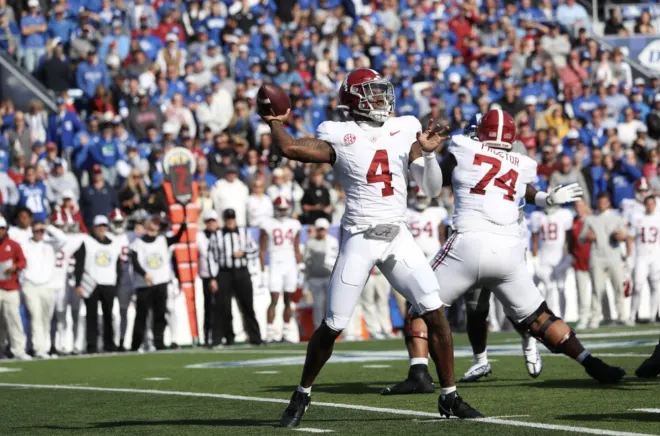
[95,251,111,267]
[343,134,356,145]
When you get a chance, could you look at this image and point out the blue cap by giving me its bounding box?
[207,40,217,48]
[523,68,534,77]
[292,109,304,118]
[56,96,65,105]
[631,88,641,95]
[87,114,98,122]
[211,76,220,85]
[204,88,214,96]
[533,65,543,73]
[303,91,313,99]
[278,57,288,64]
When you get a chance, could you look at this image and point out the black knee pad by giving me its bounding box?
[318,321,341,347]
[515,302,574,353]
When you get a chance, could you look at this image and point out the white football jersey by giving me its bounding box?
[631,213,660,258]
[449,135,537,236]
[261,217,301,264]
[621,198,645,226]
[108,232,131,276]
[317,116,421,229]
[406,206,448,257]
[530,208,574,265]
[51,233,84,287]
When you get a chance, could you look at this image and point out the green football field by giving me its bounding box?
[1,325,659,436]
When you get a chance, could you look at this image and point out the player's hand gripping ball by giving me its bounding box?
[257,83,291,118]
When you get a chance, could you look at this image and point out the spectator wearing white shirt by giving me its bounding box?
[157,33,187,75]
[21,221,56,359]
[617,106,645,147]
[196,87,234,134]
[247,179,273,228]
[8,207,33,246]
[266,167,304,218]
[210,165,249,227]
[164,93,196,138]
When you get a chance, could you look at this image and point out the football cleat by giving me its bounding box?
[459,362,492,382]
[583,355,626,383]
[438,391,484,419]
[522,334,543,378]
[279,390,311,428]
[635,344,660,378]
[381,365,435,395]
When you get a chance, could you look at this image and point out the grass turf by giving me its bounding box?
[0,326,658,436]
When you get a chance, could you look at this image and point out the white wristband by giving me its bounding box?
[535,192,550,207]
[423,151,436,160]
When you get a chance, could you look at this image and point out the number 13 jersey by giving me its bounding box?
[317,116,421,229]
[449,135,537,236]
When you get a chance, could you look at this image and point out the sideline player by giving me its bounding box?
[260,195,304,343]
[414,109,624,387]
[106,209,132,351]
[628,195,660,326]
[530,203,574,318]
[260,68,482,426]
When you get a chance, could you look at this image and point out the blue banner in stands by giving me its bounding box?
[603,35,660,72]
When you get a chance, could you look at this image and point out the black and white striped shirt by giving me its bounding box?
[208,227,258,274]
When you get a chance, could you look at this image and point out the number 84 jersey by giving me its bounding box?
[317,117,420,229]
[449,135,537,236]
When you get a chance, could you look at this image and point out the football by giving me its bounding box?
[257,83,291,117]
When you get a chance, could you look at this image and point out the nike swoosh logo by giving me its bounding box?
[390,131,400,136]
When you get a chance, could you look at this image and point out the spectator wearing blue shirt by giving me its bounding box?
[204,2,226,45]
[98,21,131,62]
[0,133,9,172]
[76,50,110,99]
[582,148,609,209]
[556,0,590,34]
[21,0,48,73]
[572,82,601,122]
[458,89,478,121]
[91,122,122,186]
[79,164,118,229]
[274,58,303,91]
[0,11,20,58]
[442,73,462,116]
[444,54,469,81]
[17,166,49,222]
[47,97,84,155]
[396,87,420,118]
[135,23,163,61]
[610,152,643,208]
[47,5,74,46]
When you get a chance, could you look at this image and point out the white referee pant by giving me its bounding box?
[307,276,330,329]
[0,289,27,358]
[360,272,393,337]
[22,282,55,356]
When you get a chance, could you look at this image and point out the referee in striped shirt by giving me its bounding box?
[208,208,263,346]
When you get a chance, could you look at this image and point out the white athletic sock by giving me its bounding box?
[576,350,590,363]
[474,351,488,365]
[297,385,311,395]
[440,386,456,398]
[410,357,428,367]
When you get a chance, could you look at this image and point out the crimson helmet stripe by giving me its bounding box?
[496,109,504,143]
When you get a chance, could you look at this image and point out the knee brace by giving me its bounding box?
[514,302,575,353]
[404,305,428,340]
[318,321,341,347]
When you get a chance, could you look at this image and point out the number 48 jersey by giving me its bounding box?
[530,208,574,265]
[449,135,537,236]
[317,116,421,229]
[261,217,301,264]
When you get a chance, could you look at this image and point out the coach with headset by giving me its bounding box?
[208,208,263,346]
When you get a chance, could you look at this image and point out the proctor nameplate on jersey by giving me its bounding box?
[364,224,400,242]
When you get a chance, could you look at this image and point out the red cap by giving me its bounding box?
[502,61,512,70]
[92,164,103,174]
[46,142,57,150]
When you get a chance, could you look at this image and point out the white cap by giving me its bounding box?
[0,216,7,228]
[166,33,178,42]
[246,87,258,99]
[27,0,39,7]
[272,168,284,177]
[654,94,660,103]
[239,45,248,52]
[566,129,579,139]
[524,95,537,106]
[314,218,330,229]
[634,77,646,86]
[93,215,109,226]
[62,189,75,199]
[203,209,219,221]
[637,124,648,133]
[448,73,461,84]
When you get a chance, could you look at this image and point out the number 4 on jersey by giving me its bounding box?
[469,153,519,201]
[367,149,394,197]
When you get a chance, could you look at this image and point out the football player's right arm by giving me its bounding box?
[259,229,268,272]
[266,118,336,164]
[531,231,539,257]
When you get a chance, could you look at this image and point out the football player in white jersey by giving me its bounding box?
[530,205,574,318]
[260,68,481,425]
[406,188,447,259]
[424,109,624,385]
[621,177,653,226]
[628,195,660,325]
[47,210,84,354]
[260,195,303,343]
[106,209,132,351]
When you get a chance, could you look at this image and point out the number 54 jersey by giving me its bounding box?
[317,116,421,229]
[449,135,537,236]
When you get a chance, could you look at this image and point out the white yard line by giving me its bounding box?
[631,409,660,414]
[293,428,334,433]
[503,329,660,343]
[0,383,656,436]
[143,377,170,381]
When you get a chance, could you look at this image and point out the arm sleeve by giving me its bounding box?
[409,154,444,197]
[73,242,86,287]
[166,224,186,246]
[129,249,146,277]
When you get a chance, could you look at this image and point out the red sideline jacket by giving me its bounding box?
[571,217,591,272]
[0,236,26,290]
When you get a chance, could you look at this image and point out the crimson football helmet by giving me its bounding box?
[477,109,516,150]
[273,195,291,218]
[338,68,395,123]
[635,177,651,202]
[51,208,79,233]
[108,208,127,234]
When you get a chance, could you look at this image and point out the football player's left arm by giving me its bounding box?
[409,121,449,198]
[524,183,584,208]
[294,230,304,271]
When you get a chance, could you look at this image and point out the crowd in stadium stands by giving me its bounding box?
[0,0,659,357]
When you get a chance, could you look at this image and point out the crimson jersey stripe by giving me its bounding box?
[430,232,458,271]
